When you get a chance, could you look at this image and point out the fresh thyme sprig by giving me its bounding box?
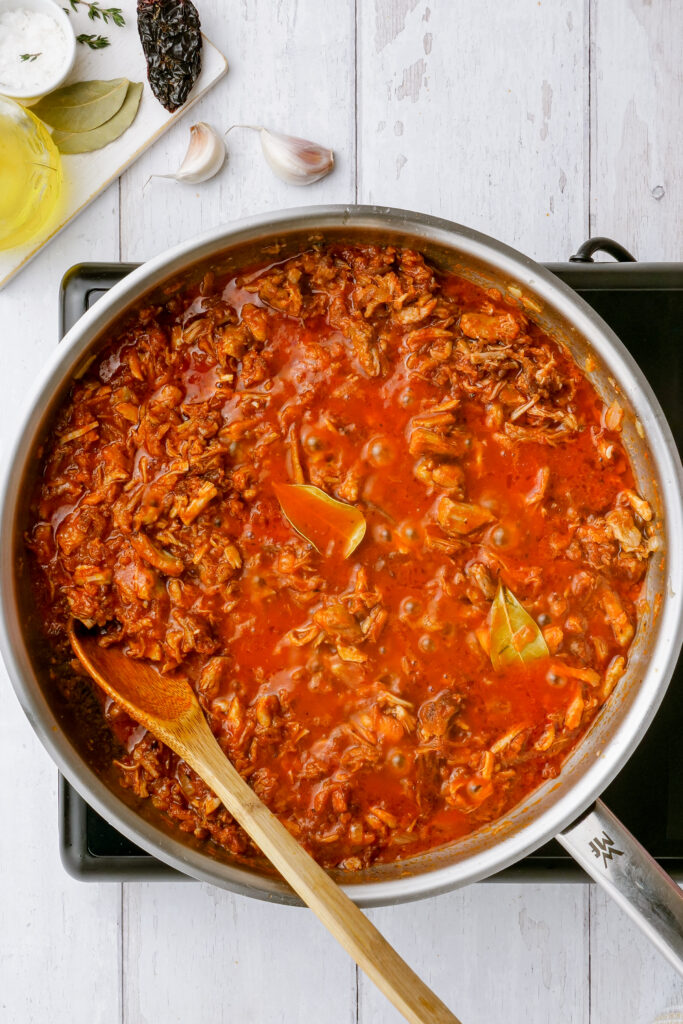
[20,52,42,62]
[63,2,124,51]
[76,32,111,49]
[64,1,125,27]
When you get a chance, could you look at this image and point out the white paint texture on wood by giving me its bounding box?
[357,885,590,1024]
[1,1,682,1022]
[120,0,356,261]
[589,886,683,1024]
[357,0,588,259]
[124,882,356,1024]
[0,691,122,1024]
[590,0,683,260]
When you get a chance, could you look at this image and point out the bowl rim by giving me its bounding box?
[0,0,76,100]
[2,203,682,906]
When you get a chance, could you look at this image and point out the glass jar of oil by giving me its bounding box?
[0,94,63,250]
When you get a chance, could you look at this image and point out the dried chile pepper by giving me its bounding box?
[137,0,202,113]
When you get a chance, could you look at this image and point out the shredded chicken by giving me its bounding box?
[25,242,654,872]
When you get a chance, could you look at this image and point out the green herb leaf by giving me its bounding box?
[52,81,142,153]
[76,32,111,48]
[20,52,41,62]
[32,78,129,132]
[489,582,549,671]
[109,8,125,26]
[66,1,125,24]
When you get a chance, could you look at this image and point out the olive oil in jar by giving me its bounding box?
[0,95,63,250]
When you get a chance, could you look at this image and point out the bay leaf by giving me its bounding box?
[33,78,129,132]
[53,82,143,155]
[489,582,549,671]
[274,483,366,559]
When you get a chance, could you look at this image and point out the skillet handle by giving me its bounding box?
[557,798,683,975]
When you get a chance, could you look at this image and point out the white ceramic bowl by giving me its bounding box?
[0,0,76,102]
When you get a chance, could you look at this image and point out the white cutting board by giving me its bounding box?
[0,0,227,290]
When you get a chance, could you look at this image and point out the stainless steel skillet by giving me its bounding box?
[1,206,681,971]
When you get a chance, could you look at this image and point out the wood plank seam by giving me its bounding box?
[354,0,359,206]
[120,883,125,1024]
[588,881,593,1023]
[587,0,594,242]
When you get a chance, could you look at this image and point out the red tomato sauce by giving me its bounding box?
[25,244,656,870]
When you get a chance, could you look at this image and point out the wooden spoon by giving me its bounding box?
[69,621,462,1024]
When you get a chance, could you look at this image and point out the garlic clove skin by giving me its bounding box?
[257,128,334,186]
[164,122,226,184]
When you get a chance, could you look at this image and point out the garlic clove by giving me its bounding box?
[175,121,226,183]
[150,122,226,185]
[256,128,334,186]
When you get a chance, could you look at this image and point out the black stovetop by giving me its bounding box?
[57,240,683,883]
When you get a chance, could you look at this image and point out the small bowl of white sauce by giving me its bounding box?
[0,0,76,102]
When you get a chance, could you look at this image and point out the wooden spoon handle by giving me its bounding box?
[185,712,462,1024]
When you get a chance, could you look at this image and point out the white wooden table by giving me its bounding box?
[1,3,682,1021]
